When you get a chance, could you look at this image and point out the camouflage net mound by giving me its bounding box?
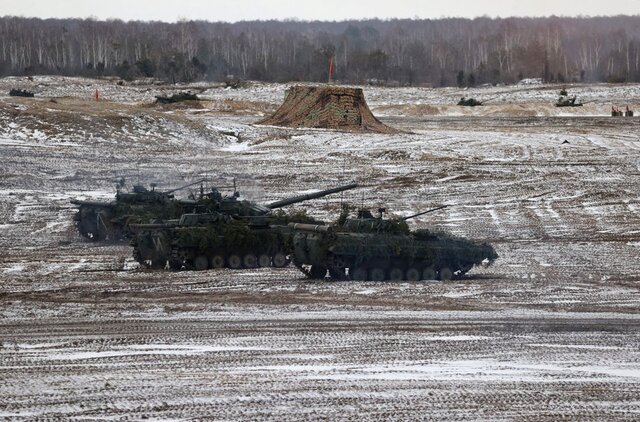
[257,85,399,133]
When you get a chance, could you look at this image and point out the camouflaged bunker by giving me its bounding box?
[256,85,399,133]
[290,206,497,281]
[130,183,358,270]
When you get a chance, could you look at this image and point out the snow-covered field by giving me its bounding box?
[1,76,639,419]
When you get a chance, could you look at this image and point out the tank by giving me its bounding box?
[70,178,205,241]
[457,97,483,106]
[289,206,497,281]
[555,90,583,107]
[130,183,359,269]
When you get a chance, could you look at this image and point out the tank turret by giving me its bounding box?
[70,178,205,241]
[290,205,497,281]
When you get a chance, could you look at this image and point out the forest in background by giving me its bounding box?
[1,15,640,86]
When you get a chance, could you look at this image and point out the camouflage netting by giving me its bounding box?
[257,85,399,133]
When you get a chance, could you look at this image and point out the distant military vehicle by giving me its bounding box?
[9,89,34,97]
[457,97,483,106]
[290,206,497,281]
[71,179,205,241]
[555,89,583,107]
[130,183,359,269]
[155,92,199,104]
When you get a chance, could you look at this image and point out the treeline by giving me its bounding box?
[1,15,640,86]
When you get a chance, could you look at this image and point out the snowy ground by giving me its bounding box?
[1,76,639,419]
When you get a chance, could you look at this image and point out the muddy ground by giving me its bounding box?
[0,76,639,420]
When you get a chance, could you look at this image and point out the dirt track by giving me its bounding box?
[1,77,639,419]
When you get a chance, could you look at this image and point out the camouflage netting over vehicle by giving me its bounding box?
[290,207,498,281]
[130,183,359,270]
[256,85,399,133]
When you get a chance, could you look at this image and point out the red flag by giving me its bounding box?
[95,89,99,101]
[328,57,334,79]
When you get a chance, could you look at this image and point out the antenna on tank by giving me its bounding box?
[231,177,241,198]
[340,158,347,206]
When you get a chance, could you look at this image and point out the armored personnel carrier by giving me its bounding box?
[130,183,358,270]
[71,179,205,241]
[289,206,497,281]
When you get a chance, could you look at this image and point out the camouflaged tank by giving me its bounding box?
[70,179,206,241]
[289,206,497,281]
[555,89,583,107]
[130,183,358,270]
[457,97,483,106]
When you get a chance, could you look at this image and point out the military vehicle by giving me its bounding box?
[457,97,483,106]
[130,183,358,270]
[71,179,205,241]
[9,88,35,97]
[155,91,199,104]
[289,206,497,281]
[555,89,583,107]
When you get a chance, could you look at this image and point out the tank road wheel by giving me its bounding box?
[258,254,271,267]
[389,268,404,281]
[169,249,183,271]
[194,255,209,271]
[177,249,194,270]
[94,211,110,241]
[351,267,368,281]
[178,249,190,262]
[370,267,386,282]
[243,254,258,269]
[228,254,242,269]
[422,267,436,281]
[150,258,165,270]
[406,268,421,281]
[78,210,106,241]
[458,263,473,277]
[210,255,225,269]
[169,259,182,271]
[272,252,288,268]
[329,268,347,281]
[438,267,453,281]
[132,247,147,267]
[327,255,347,280]
[309,265,327,280]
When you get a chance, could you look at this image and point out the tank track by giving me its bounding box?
[293,258,314,279]
[132,246,150,268]
[169,248,183,270]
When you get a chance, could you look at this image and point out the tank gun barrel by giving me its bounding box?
[163,178,207,195]
[401,205,448,221]
[129,222,177,232]
[266,183,358,209]
[70,199,114,208]
[288,222,332,233]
